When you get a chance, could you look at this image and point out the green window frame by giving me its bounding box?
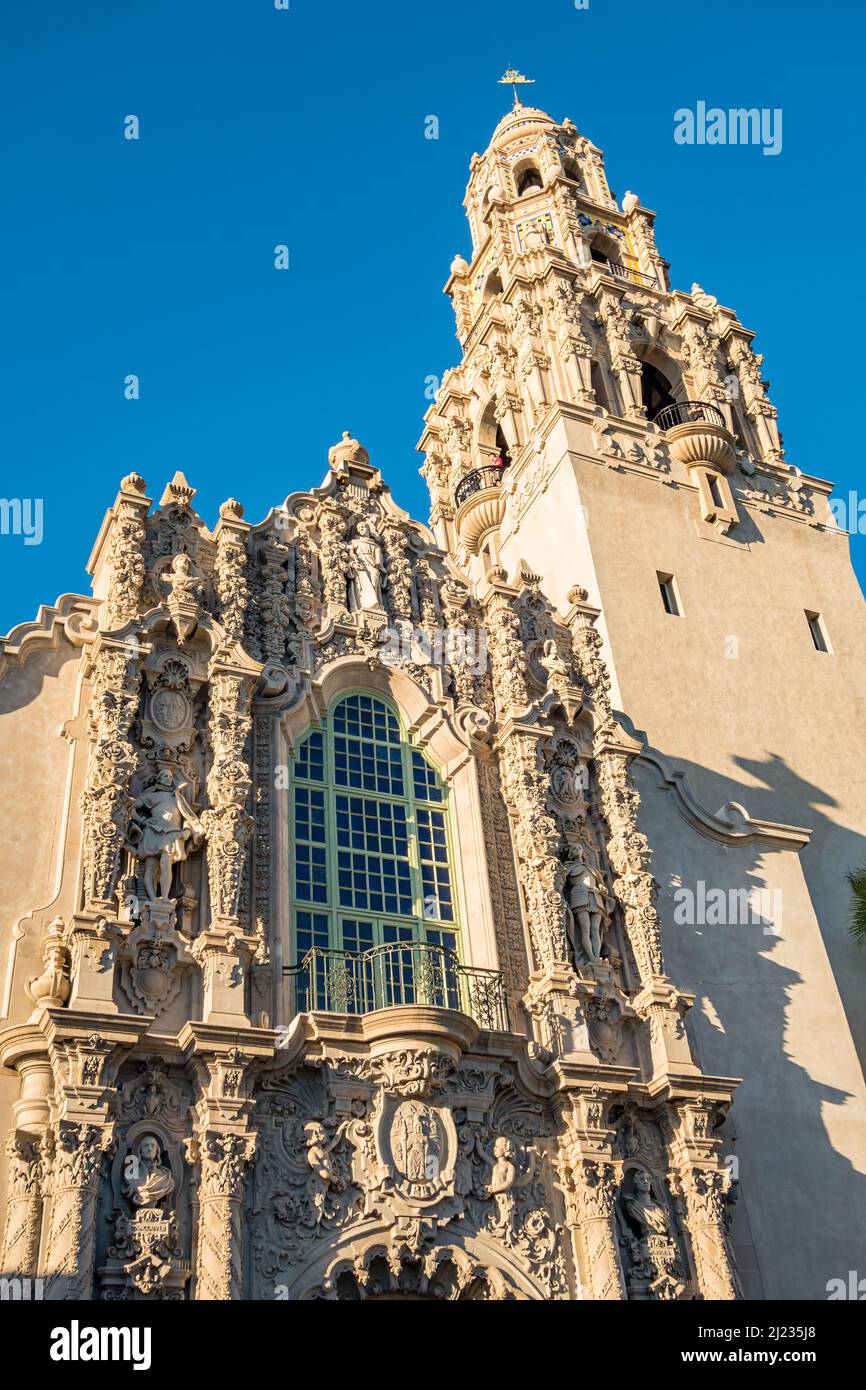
[289,691,461,974]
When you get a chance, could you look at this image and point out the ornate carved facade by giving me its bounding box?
[2,93,865,1303]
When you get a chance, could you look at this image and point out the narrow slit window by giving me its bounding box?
[657,572,681,616]
[806,610,831,652]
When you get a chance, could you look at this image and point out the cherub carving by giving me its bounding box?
[482,1135,537,1234]
[303,1119,348,1224]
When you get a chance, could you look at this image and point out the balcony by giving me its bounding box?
[286,942,509,1032]
[454,463,507,554]
[652,399,736,474]
[601,259,659,290]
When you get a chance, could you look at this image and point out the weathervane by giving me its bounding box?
[499,67,535,108]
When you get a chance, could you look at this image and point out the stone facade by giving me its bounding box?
[1,96,864,1301]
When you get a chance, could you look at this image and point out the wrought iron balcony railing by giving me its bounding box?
[285,942,509,1032]
[454,463,508,508]
[602,260,659,290]
[652,400,727,432]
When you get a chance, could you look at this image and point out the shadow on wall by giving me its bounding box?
[630,741,866,1301]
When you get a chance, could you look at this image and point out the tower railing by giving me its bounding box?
[652,400,727,432]
[454,463,508,508]
[285,942,509,1032]
[602,260,659,290]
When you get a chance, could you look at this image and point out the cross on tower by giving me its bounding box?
[498,67,535,108]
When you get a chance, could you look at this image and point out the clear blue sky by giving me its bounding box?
[2,0,864,631]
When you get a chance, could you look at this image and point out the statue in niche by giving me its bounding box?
[621,1168,686,1298]
[122,1134,175,1211]
[347,519,385,611]
[126,768,205,902]
[165,552,204,607]
[563,841,610,964]
[624,1169,672,1237]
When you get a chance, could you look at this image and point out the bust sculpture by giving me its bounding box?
[122,1134,175,1210]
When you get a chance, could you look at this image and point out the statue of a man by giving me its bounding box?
[126,769,204,902]
[563,841,610,964]
[122,1134,175,1210]
[347,520,385,611]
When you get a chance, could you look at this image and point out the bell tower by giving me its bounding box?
[418,86,791,596]
[418,83,866,1301]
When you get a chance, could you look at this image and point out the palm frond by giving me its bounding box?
[847,864,866,946]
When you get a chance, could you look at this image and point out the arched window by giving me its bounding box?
[641,362,676,419]
[517,166,543,195]
[289,692,460,1011]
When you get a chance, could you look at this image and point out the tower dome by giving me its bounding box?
[488,101,558,150]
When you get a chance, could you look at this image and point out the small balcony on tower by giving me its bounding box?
[454,428,511,555]
[652,399,737,474]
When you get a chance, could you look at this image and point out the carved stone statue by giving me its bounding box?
[563,841,610,964]
[624,1168,672,1236]
[122,1134,175,1210]
[303,1120,347,1223]
[347,520,385,611]
[485,1135,536,1233]
[126,769,205,902]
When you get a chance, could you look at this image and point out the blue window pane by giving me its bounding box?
[295,729,325,782]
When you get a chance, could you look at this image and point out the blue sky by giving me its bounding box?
[2,0,864,630]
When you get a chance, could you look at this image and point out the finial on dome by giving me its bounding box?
[498,66,535,109]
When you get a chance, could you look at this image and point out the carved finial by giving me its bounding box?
[328,431,370,469]
[219,497,245,520]
[450,254,470,278]
[159,470,196,508]
[121,472,147,494]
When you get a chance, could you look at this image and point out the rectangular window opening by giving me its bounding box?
[657,572,681,616]
[806,610,831,653]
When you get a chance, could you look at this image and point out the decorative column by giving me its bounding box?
[0,1135,43,1279]
[479,571,598,1063]
[598,292,644,421]
[481,570,569,971]
[674,1167,740,1300]
[670,1096,741,1300]
[545,277,593,405]
[78,473,150,920]
[673,306,730,410]
[556,1088,627,1300]
[566,589,698,1078]
[724,331,785,463]
[35,1018,148,1299]
[40,1120,114,1300]
[198,664,260,1024]
[181,1026,272,1300]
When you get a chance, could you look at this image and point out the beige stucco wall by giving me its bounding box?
[0,637,86,1217]
[498,416,866,1297]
